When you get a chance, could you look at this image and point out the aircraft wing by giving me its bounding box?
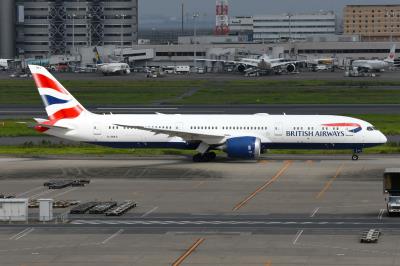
[196,59,259,68]
[114,124,226,144]
[270,60,304,69]
[196,58,237,64]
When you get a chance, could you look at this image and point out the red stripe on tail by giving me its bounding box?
[49,106,83,121]
[32,73,67,94]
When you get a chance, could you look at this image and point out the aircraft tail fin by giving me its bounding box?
[386,44,396,62]
[94,47,103,64]
[28,65,92,122]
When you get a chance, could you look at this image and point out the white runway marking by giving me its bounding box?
[310,207,320,218]
[9,228,33,240]
[17,186,43,197]
[53,187,77,198]
[70,220,384,226]
[141,206,159,217]
[293,230,304,245]
[30,189,53,200]
[101,229,124,245]
[14,228,34,240]
[378,209,385,220]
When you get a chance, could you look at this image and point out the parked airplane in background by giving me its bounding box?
[198,54,303,74]
[28,65,387,162]
[351,44,396,72]
[0,59,12,70]
[97,62,130,76]
[86,47,130,75]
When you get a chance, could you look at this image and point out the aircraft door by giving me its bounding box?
[175,122,184,131]
[93,122,102,141]
[274,123,283,136]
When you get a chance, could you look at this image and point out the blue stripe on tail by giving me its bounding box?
[41,95,70,106]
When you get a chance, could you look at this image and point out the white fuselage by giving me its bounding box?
[352,60,390,71]
[97,63,130,74]
[46,113,387,151]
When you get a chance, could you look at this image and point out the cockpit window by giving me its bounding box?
[367,127,378,131]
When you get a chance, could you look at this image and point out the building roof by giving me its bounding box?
[0,198,28,203]
[346,5,400,7]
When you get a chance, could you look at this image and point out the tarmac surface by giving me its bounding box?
[3,68,400,81]
[1,155,400,265]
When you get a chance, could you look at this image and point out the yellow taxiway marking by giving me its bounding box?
[315,164,344,200]
[233,161,292,211]
[172,238,205,266]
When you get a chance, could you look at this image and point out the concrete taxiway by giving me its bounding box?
[1,155,400,265]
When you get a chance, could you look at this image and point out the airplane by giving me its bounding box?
[79,47,131,75]
[97,62,131,76]
[28,64,387,162]
[197,54,303,74]
[351,44,396,72]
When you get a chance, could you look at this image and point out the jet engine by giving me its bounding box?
[237,64,247,72]
[286,64,296,73]
[223,137,262,159]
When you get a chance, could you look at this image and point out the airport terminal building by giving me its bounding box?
[0,0,138,58]
[230,12,337,42]
[344,4,400,42]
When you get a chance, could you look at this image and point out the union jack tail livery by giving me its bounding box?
[28,65,88,122]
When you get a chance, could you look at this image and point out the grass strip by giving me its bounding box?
[2,79,400,105]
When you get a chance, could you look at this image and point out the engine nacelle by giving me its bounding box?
[237,64,247,73]
[224,137,261,159]
[286,64,296,73]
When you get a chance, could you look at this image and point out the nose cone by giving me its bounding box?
[379,132,388,144]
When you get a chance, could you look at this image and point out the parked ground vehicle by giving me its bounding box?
[384,168,400,216]
[175,65,190,74]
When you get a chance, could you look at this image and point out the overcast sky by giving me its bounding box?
[140,0,400,17]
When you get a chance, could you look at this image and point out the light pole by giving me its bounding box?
[87,14,92,47]
[181,0,185,35]
[193,12,199,70]
[71,13,76,53]
[117,14,126,59]
[387,11,396,42]
[287,13,293,42]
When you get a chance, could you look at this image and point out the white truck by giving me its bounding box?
[384,168,400,216]
[174,65,190,75]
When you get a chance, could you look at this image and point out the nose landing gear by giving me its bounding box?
[352,148,362,161]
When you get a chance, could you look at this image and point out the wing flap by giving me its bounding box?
[114,124,226,143]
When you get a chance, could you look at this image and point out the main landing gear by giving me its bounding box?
[352,148,362,161]
[193,152,217,162]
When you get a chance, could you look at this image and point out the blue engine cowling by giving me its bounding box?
[225,137,262,159]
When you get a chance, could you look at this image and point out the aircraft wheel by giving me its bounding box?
[206,152,217,160]
[193,153,203,162]
[352,154,359,161]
